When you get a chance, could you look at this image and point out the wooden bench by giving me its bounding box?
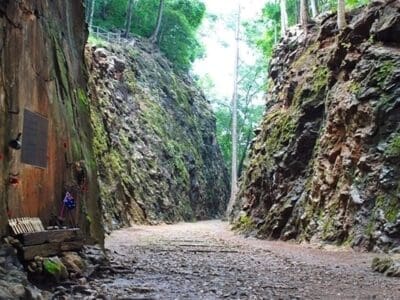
[8,218,83,260]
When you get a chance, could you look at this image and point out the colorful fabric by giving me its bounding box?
[63,192,76,210]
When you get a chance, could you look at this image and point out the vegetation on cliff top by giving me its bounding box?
[88,0,205,70]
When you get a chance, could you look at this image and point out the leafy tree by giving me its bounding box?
[92,0,205,70]
[226,3,241,217]
[201,11,267,179]
[158,7,205,69]
[94,0,127,29]
[236,62,265,176]
[124,0,135,37]
[150,0,165,43]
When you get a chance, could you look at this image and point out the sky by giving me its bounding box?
[192,0,266,101]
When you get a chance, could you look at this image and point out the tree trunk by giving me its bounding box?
[124,0,134,38]
[337,0,346,30]
[150,0,165,44]
[226,3,241,219]
[280,0,288,37]
[300,0,309,31]
[238,130,252,177]
[85,0,90,24]
[89,0,96,30]
[310,0,318,18]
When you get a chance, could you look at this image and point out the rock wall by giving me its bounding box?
[0,0,103,243]
[87,41,229,230]
[233,0,400,252]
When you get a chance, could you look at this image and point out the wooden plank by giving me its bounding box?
[9,217,45,234]
[20,228,82,246]
[22,241,83,260]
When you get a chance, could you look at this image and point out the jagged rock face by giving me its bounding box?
[87,41,229,230]
[234,0,400,252]
[0,1,103,242]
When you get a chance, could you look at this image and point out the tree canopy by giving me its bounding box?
[251,0,370,62]
[91,0,206,70]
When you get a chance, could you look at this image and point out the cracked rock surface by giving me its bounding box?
[232,0,400,252]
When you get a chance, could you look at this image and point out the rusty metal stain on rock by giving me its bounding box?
[21,109,48,168]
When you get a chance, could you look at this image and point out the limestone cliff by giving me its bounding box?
[233,0,400,252]
[87,41,229,230]
[0,1,103,243]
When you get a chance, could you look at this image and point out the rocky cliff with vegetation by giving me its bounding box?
[233,0,400,252]
[87,40,229,230]
[0,0,103,242]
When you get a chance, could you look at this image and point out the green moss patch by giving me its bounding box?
[376,195,399,223]
[264,108,299,156]
[374,60,395,88]
[385,134,400,158]
[231,214,255,233]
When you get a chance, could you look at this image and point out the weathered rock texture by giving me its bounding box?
[0,1,103,242]
[87,41,229,230]
[0,244,50,299]
[233,0,400,252]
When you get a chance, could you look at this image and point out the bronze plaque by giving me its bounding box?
[21,109,48,168]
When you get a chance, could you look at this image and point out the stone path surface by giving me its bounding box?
[72,221,400,299]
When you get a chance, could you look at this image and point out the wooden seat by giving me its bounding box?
[8,217,45,234]
[8,217,83,260]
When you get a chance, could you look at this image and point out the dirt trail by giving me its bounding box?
[82,221,399,299]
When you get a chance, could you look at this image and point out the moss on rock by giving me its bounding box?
[231,1,400,252]
[87,41,229,230]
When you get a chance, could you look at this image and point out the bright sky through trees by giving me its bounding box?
[193,0,266,101]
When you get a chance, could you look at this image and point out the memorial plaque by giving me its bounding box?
[21,109,48,168]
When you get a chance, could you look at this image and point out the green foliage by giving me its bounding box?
[87,35,108,47]
[346,0,370,9]
[318,0,369,12]
[252,0,371,62]
[214,104,232,166]
[255,1,280,59]
[212,97,264,172]
[43,259,62,275]
[158,7,205,69]
[93,0,205,70]
[385,134,400,158]
[233,214,254,232]
[252,0,298,60]
[374,60,395,88]
[348,80,361,95]
[198,4,267,174]
[264,108,298,156]
[94,0,127,29]
[375,195,399,223]
[313,66,330,93]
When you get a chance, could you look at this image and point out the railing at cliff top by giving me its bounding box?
[89,26,135,45]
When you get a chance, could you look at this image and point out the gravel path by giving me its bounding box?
[81,220,400,299]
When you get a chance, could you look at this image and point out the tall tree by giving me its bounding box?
[337,0,346,30]
[310,0,318,18]
[300,0,309,31]
[85,0,90,24]
[89,0,96,30]
[280,0,289,36]
[150,0,165,44]
[124,0,135,38]
[226,3,241,218]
